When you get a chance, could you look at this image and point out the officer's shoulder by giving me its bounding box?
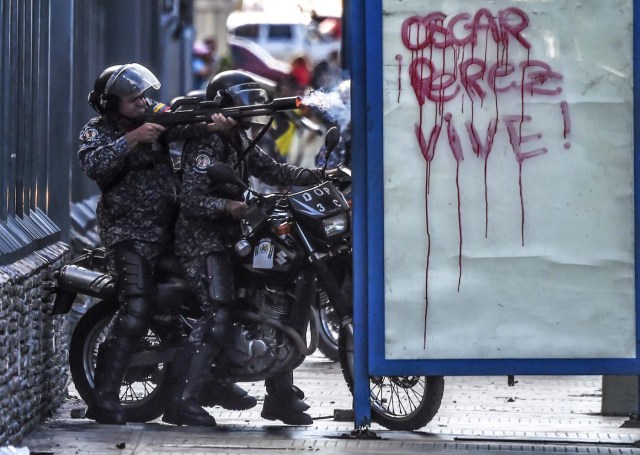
[79,117,105,141]
[80,116,103,128]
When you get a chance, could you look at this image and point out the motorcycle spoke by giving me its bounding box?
[369,376,427,418]
[389,380,406,415]
[120,380,156,403]
[392,382,414,415]
[407,378,426,404]
[394,378,422,414]
[371,379,394,413]
[395,383,414,415]
[120,383,136,402]
[138,381,156,399]
[370,382,385,407]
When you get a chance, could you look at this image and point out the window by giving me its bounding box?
[233,24,259,40]
[268,25,293,40]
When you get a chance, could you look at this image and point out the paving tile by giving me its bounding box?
[19,353,640,454]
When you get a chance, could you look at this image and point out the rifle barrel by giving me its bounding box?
[148,96,302,126]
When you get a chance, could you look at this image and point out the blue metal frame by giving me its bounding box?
[348,0,372,428]
[350,0,640,428]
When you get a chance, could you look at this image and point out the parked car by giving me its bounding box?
[227,37,291,84]
[226,11,341,65]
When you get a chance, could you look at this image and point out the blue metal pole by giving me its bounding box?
[633,0,640,417]
[349,0,372,428]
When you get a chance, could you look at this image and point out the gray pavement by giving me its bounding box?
[20,353,640,454]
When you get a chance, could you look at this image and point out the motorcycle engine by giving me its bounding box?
[224,284,297,377]
[254,285,293,321]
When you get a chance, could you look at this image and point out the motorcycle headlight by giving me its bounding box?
[323,213,348,238]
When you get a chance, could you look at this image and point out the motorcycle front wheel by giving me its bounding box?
[314,289,340,362]
[69,299,170,423]
[338,328,444,431]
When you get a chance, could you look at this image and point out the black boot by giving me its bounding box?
[261,372,312,425]
[162,342,218,427]
[85,337,134,425]
[200,379,257,410]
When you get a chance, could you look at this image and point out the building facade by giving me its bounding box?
[0,0,195,444]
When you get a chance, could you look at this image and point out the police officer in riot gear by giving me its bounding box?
[163,70,320,427]
[78,63,239,425]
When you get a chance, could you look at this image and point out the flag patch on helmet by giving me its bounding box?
[194,153,211,172]
[153,103,169,113]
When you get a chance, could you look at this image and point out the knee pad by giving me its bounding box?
[206,254,234,305]
[114,246,153,298]
[111,296,153,340]
[190,307,234,346]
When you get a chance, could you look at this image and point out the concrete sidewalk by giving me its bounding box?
[21,353,640,454]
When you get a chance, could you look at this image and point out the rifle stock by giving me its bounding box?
[147,96,301,126]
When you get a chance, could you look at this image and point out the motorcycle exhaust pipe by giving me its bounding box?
[56,264,116,299]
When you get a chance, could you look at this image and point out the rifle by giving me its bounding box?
[146,96,302,126]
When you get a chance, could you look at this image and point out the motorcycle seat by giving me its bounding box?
[156,253,186,281]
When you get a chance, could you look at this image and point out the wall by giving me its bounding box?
[0,0,195,445]
[0,244,69,445]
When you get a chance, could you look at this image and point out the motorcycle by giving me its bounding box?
[50,128,444,430]
[313,157,351,363]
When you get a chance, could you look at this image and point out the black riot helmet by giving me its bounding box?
[205,70,271,126]
[88,63,161,115]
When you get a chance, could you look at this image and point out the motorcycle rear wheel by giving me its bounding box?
[69,299,169,423]
[338,328,444,431]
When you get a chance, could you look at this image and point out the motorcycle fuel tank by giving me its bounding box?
[240,235,300,277]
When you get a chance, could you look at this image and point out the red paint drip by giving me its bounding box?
[504,114,548,247]
[466,118,496,237]
[493,34,499,120]
[519,161,525,246]
[484,156,489,238]
[396,54,403,103]
[445,113,464,291]
[560,100,571,138]
[456,161,463,291]
[423,162,431,348]
[519,49,530,139]
[445,113,464,161]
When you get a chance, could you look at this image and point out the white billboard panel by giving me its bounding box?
[381,0,635,359]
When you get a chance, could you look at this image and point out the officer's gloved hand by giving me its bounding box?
[207,113,238,133]
[124,123,166,148]
[225,200,248,219]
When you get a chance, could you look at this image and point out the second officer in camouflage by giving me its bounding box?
[163,70,320,427]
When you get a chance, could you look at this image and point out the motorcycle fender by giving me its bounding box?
[51,289,78,315]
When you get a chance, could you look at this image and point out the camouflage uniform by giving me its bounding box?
[175,129,318,308]
[172,128,318,425]
[79,100,210,268]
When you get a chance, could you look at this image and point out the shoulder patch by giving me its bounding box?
[81,128,99,141]
[193,153,211,173]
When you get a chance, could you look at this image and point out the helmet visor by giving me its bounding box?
[105,63,161,99]
[228,83,270,125]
